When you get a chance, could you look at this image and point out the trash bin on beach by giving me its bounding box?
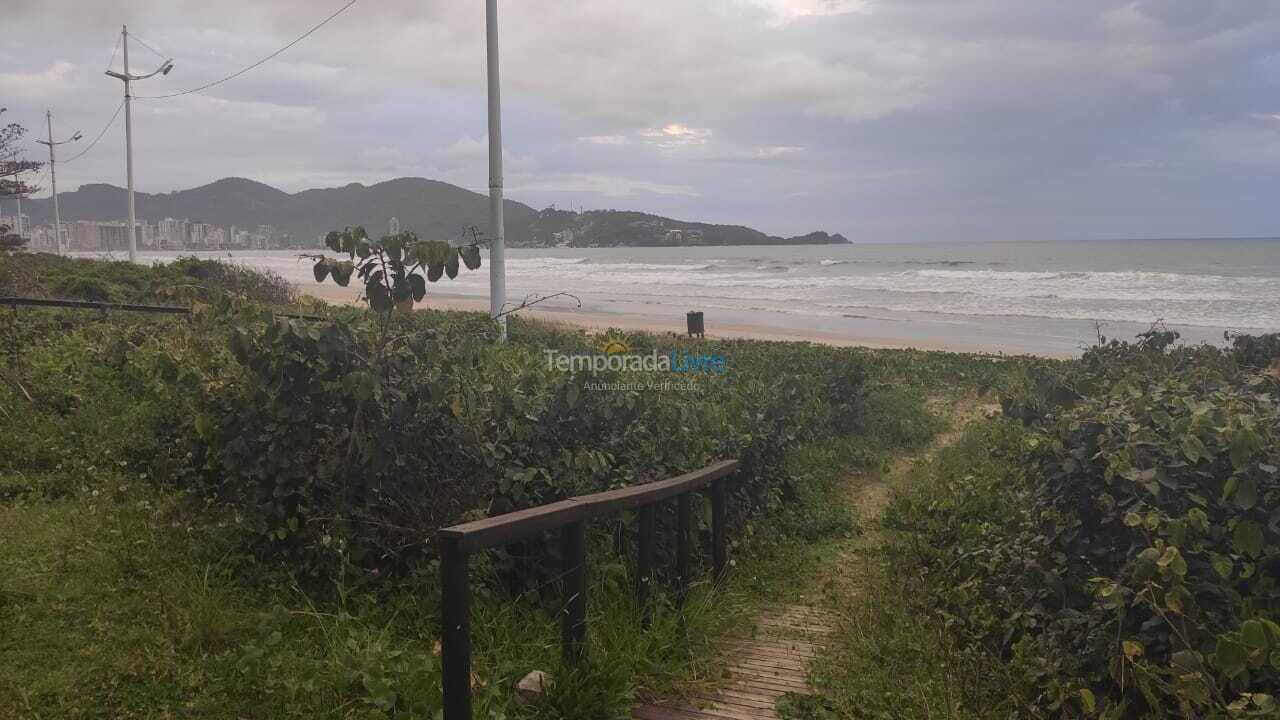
[687,311,705,338]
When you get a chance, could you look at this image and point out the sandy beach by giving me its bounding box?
[299,282,1080,357]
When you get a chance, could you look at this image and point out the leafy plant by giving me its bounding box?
[883,332,1280,718]
[0,223,27,252]
[310,227,482,313]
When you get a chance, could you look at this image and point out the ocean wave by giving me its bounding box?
[502,264,1280,305]
[902,260,977,266]
[216,248,1280,331]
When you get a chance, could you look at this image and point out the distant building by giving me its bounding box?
[253,225,276,249]
[29,224,59,250]
[189,223,211,248]
[158,218,189,249]
[226,226,254,248]
[51,222,70,250]
[98,222,131,251]
[661,228,702,246]
[389,216,401,235]
[140,222,159,249]
[70,221,101,250]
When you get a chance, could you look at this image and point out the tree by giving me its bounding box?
[0,223,28,252]
[0,108,43,200]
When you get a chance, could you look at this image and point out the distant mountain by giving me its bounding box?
[523,208,847,247]
[21,177,847,247]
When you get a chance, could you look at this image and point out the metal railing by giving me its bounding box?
[436,459,742,719]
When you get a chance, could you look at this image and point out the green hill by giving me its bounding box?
[22,177,847,247]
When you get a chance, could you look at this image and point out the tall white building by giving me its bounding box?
[158,218,189,249]
[389,216,401,235]
[189,223,211,248]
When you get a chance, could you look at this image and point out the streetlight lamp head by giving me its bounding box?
[161,60,175,75]
[72,132,84,142]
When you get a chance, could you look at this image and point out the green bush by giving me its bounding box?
[169,304,888,585]
[0,252,294,305]
[3,267,927,595]
[1230,333,1280,371]
[885,333,1280,718]
[1,256,969,718]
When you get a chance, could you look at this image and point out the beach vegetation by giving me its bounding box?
[0,253,963,718]
[812,327,1280,718]
[309,226,483,314]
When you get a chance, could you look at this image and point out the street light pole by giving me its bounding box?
[122,25,137,260]
[486,0,507,341]
[105,25,173,262]
[37,110,82,255]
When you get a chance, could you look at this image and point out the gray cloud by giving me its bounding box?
[1,0,1278,239]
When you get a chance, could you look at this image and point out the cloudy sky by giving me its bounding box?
[3,0,1279,240]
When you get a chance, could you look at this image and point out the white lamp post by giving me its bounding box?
[36,110,82,255]
[105,25,173,262]
[486,0,507,341]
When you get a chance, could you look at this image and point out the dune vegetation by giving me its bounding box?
[0,251,989,719]
[802,330,1280,719]
[5,250,1276,719]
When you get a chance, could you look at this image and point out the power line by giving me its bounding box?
[106,33,122,72]
[61,100,125,165]
[136,0,359,101]
[129,33,169,62]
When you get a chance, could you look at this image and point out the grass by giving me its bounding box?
[0,439,873,719]
[0,362,953,719]
[793,418,1018,720]
[0,478,272,718]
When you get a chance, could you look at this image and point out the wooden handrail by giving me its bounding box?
[439,459,739,552]
[1,295,325,321]
[3,296,190,314]
[437,459,743,720]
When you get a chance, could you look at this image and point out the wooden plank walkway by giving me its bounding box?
[633,605,838,720]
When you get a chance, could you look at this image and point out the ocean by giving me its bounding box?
[88,237,1280,356]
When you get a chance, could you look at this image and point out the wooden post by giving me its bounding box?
[613,516,628,559]
[711,477,727,578]
[439,536,471,720]
[562,520,587,663]
[637,504,656,617]
[676,492,691,602]
[506,540,525,598]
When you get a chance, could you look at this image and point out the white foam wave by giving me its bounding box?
[126,250,1280,331]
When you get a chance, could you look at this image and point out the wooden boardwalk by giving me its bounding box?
[633,605,838,720]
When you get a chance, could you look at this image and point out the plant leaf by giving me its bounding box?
[1233,521,1264,557]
